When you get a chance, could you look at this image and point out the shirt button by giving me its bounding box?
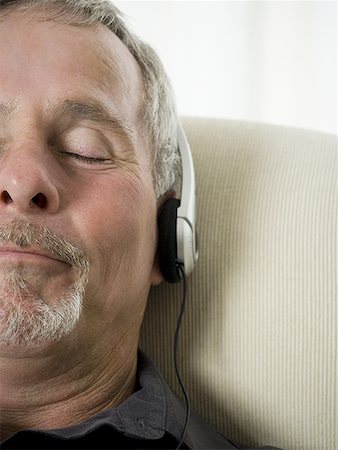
[138,418,145,430]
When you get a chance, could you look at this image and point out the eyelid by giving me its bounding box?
[63,151,110,164]
[62,129,115,159]
[63,143,108,159]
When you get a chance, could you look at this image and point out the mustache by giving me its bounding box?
[0,218,89,273]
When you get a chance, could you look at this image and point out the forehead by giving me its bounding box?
[0,8,143,124]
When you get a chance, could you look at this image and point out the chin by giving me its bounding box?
[0,277,85,348]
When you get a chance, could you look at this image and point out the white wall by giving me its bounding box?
[114,0,337,135]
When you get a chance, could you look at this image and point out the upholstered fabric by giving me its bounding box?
[140,118,337,450]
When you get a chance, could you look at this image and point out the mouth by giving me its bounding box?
[0,246,68,265]
[0,219,89,274]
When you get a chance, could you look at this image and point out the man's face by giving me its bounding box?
[0,10,162,349]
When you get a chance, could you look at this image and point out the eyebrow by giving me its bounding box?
[48,98,136,143]
[0,98,136,144]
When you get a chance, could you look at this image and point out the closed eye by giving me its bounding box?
[61,151,110,164]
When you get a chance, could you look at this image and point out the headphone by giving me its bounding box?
[158,123,198,283]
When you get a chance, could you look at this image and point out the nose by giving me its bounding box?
[0,149,60,215]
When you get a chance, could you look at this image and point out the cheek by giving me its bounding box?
[72,172,158,299]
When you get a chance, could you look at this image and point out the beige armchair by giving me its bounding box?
[140,117,337,450]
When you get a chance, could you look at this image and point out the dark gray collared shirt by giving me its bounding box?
[2,351,282,449]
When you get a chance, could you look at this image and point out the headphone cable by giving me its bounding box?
[174,263,191,449]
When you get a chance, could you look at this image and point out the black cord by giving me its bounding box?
[174,264,191,450]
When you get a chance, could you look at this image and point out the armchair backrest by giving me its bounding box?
[141,117,337,450]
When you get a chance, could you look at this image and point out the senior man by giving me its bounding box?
[0,1,283,449]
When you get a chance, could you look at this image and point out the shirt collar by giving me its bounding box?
[115,350,168,439]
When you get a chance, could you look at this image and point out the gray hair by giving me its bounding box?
[0,0,180,198]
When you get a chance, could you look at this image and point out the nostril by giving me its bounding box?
[1,191,13,205]
[32,193,47,209]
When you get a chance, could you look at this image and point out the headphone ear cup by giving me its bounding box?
[157,198,182,283]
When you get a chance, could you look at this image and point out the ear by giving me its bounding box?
[150,251,164,286]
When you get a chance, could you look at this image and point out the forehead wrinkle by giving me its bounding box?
[92,41,127,95]
[90,37,144,131]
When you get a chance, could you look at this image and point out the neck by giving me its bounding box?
[0,337,138,442]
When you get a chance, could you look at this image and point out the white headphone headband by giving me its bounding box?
[176,123,198,276]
